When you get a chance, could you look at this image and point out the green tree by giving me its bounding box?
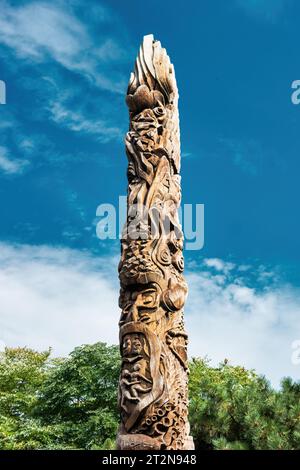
[0,347,57,449]
[0,343,120,450]
[1,344,300,450]
[189,358,300,450]
[35,343,120,449]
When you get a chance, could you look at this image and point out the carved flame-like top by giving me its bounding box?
[125,35,181,174]
[127,34,178,106]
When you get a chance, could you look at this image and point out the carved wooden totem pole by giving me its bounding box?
[117,35,194,450]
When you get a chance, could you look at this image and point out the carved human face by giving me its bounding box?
[120,283,162,325]
[136,286,158,305]
[131,335,143,355]
[132,285,160,323]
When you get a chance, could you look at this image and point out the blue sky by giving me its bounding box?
[0,0,300,386]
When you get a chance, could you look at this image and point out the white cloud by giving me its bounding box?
[203,258,235,273]
[48,101,122,143]
[0,145,29,174]
[0,242,120,356]
[0,1,127,93]
[0,2,86,60]
[186,263,300,387]
[1,242,299,387]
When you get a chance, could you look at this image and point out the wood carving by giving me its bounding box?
[117,35,194,451]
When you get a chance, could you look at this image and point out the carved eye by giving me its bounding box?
[153,106,165,116]
[143,295,154,304]
[141,288,157,304]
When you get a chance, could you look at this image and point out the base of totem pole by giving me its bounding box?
[117,426,195,451]
[184,435,195,450]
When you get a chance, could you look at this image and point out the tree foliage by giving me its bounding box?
[35,343,120,449]
[0,345,299,450]
[189,358,300,450]
[0,343,120,449]
[0,347,55,449]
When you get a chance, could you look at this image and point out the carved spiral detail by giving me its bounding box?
[157,246,172,266]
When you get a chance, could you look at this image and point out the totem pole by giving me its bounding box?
[117,35,194,450]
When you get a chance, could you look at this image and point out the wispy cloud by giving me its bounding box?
[0,242,299,386]
[0,112,54,172]
[0,1,87,60]
[0,1,128,157]
[0,145,29,175]
[48,100,122,143]
[235,0,293,23]
[182,151,194,160]
[0,1,128,93]
[219,137,263,176]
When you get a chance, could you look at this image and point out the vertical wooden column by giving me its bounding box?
[117,35,194,451]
